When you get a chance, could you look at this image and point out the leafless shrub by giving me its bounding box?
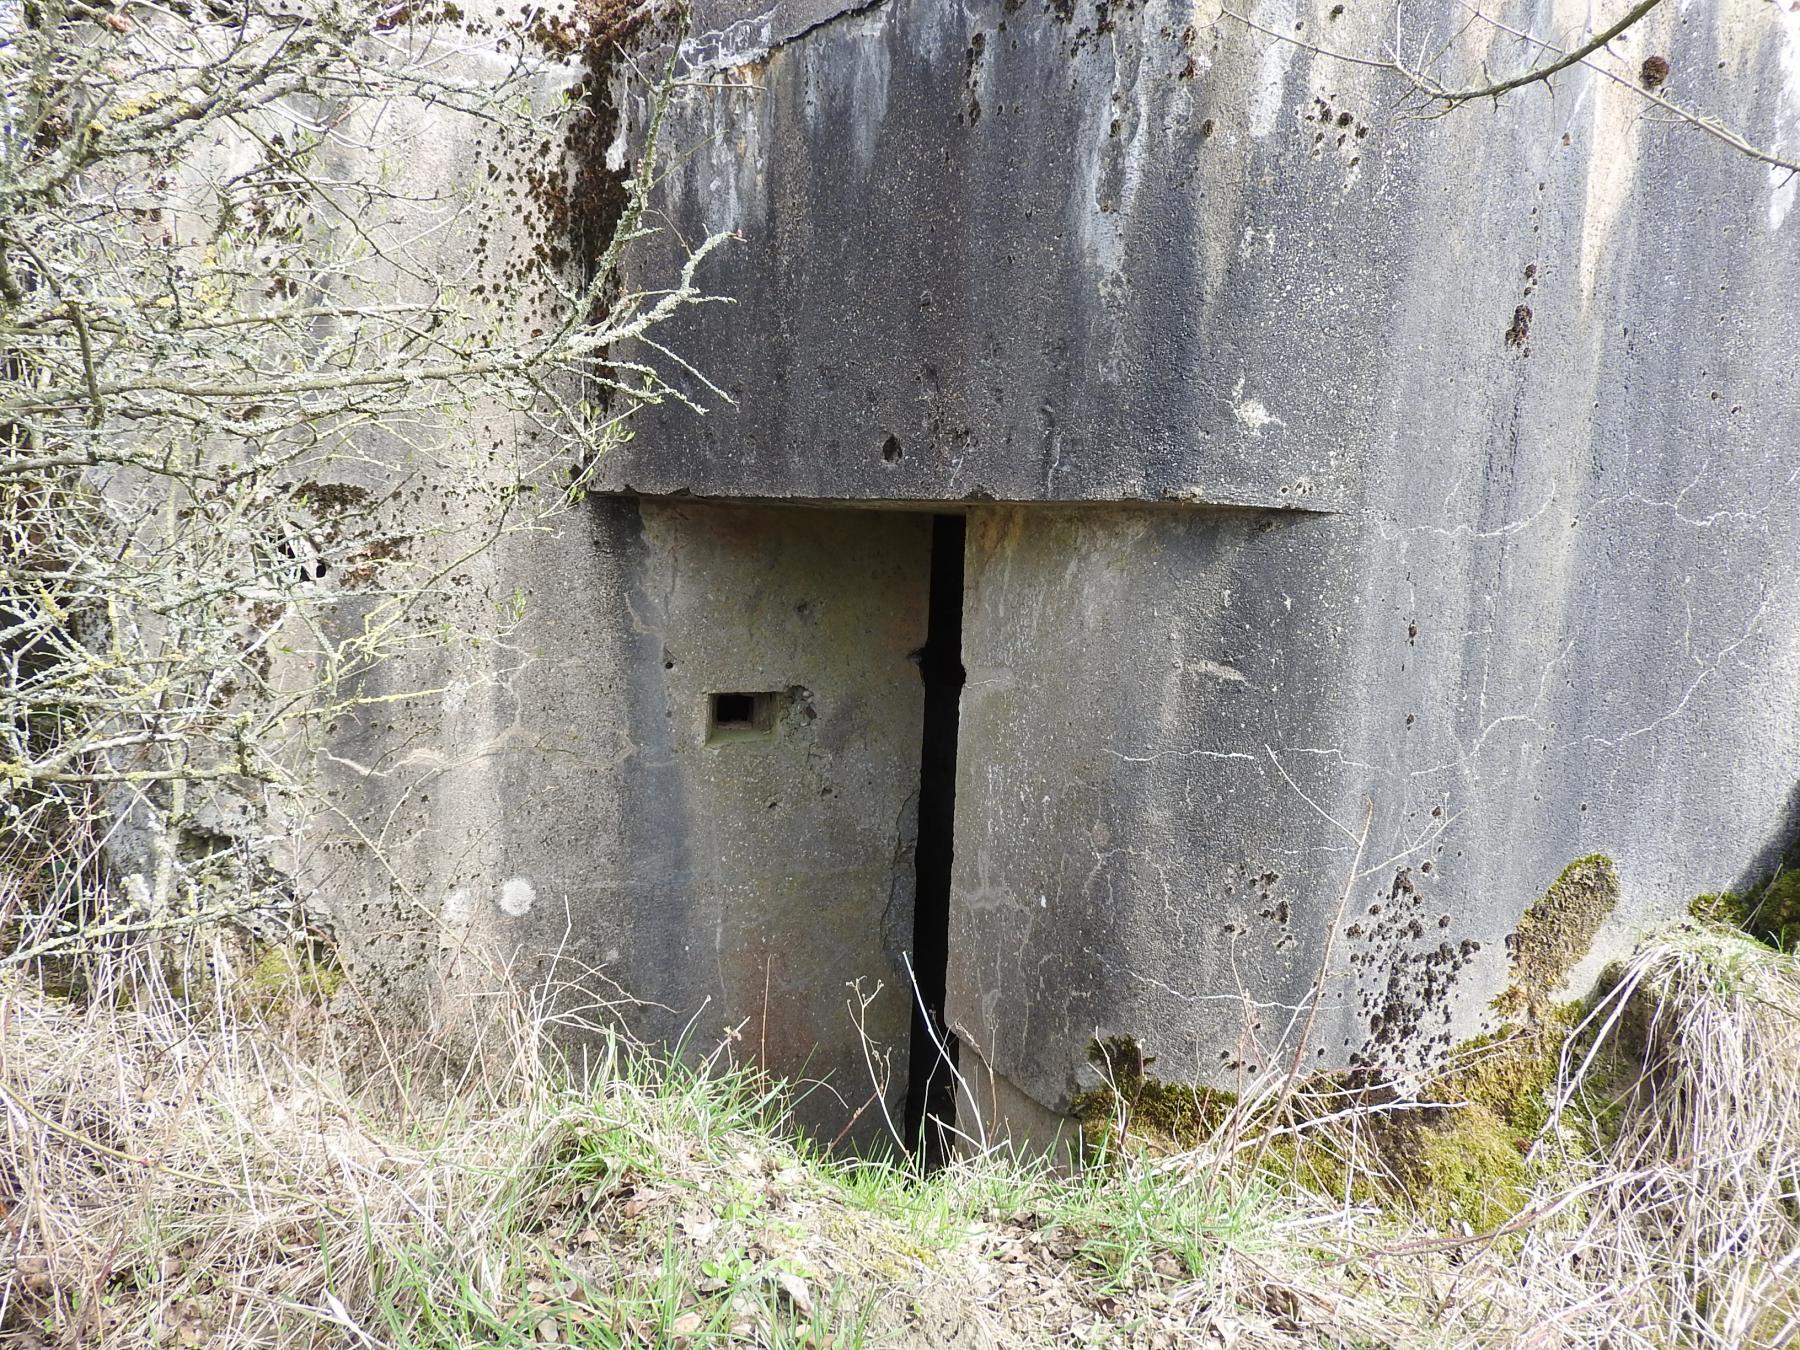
[1,0,719,967]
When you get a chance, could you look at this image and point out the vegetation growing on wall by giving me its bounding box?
[1691,868,1800,952]
[1494,852,1620,1017]
[1070,1035,1237,1151]
[0,0,717,972]
[1076,855,1626,1231]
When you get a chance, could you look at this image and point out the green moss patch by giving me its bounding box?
[238,941,344,1018]
[1391,1104,1531,1231]
[1434,1009,1577,1137]
[1070,1036,1236,1152]
[1494,854,1619,1018]
[1382,856,1629,1224]
[1273,853,1628,1228]
[1691,869,1800,952]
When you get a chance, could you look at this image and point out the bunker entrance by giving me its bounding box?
[906,514,966,1167]
[638,499,964,1159]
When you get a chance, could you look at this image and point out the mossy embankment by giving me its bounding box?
[1691,867,1800,952]
[1073,855,1628,1231]
[1077,849,1800,1250]
[10,889,1800,1349]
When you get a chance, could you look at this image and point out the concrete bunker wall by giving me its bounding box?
[589,0,1800,1137]
[312,487,1800,1154]
[304,0,1800,1152]
[949,503,1800,1135]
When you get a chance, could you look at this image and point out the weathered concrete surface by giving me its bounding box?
[604,0,1371,507]
[275,1,934,1147]
[604,0,1800,1126]
[310,499,930,1148]
[951,490,1800,1124]
[609,0,1800,515]
[308,0,1800,1148]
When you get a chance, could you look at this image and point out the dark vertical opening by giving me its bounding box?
[906,513,965,1169]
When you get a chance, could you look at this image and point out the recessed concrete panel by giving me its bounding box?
[617,500,931,1147]
[308,499,930,1150]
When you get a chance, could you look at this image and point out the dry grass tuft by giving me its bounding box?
[1535,925,1800,1347]
[0,943,570,1346]
[3,920,1799,1348]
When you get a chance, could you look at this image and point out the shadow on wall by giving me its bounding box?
[1730,778,1800,893]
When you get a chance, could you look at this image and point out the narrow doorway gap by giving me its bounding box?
[905,513,965,1169]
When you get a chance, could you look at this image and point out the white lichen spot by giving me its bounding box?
[1237,222,1273,260]
[441,679,467,717]
[1231,376,1286,434]
[497,876,536,918]
[438,888,476,951]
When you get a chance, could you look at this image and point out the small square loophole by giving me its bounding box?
[707,691,780,742]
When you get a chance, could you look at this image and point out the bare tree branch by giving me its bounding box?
[1407,0,1666,106]
[1,0,719,962]
[1219,1,1798,178]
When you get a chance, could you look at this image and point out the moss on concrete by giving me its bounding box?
[1691,870,1800,952]
[1070,1036,1236,1152]
[1069,1029,1556,1231]
[1248,1072,1539,1232]
[1081,856,1625,1228]
[1276,854,1627,1228]
[1434,1006,1580,1138]
[239,942,343,1018]
[1493,854,1620,1019]
[1386,856,1628,1223]
[1392,1105,1531,1231]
